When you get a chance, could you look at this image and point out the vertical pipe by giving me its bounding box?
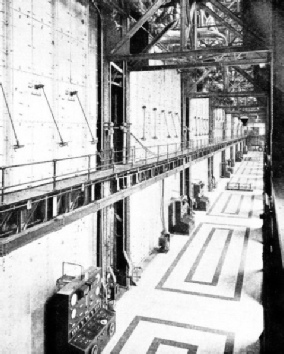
[88,155,91,181]
[193,5,198,50]
[167,144,169,161]
[1,168,5,204]
[53,160,57,190]
[180,0,187,50]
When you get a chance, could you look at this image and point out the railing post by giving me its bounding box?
[53,160,57,190]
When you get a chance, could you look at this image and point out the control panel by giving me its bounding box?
[48,266,116,353]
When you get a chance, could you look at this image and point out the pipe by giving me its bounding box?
[123,249,132,289]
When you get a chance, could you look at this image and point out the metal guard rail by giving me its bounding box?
[0,135,245,204]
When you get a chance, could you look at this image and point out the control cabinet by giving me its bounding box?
[169,197,195,234]
[193,182,210,211]
[47,266,116,354]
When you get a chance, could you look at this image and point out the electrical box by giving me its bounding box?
[47,266,116,353]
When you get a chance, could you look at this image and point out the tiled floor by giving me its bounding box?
[104,151,264,354]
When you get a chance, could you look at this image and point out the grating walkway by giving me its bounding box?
[104,151,264,354]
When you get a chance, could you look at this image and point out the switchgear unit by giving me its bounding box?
[236,151,243,162]
[48,266,116,354]
[193,181,210,211]
[169,197,195,234]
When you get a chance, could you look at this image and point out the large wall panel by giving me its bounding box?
[130,70,181,161]
[0,212,97,353]
[192,159,208,189]
[129,173,180,266]
[1,0,98,191]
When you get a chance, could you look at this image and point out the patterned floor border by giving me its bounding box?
[110,316,235,354]
[207,192,255,219]
[156,222,250,301]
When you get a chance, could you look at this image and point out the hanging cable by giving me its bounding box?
[169,111,178,138]
[153,108,158,139]
[162,110,171,138]
[130,132,156,156]
[34,84,67,146]
[69,91,96,144]
[0,83,24,149]
[141,105,147,140]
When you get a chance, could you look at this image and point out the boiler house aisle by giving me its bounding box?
[104,151,264,354]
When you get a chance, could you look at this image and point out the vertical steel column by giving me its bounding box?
[269,52,273,171]
[223,114,227,140]
[192,4,198,49]
[209,99,214,144]
[180,0,187,50]
[181,74,186,148]
[125,62,131,164]
[53,160,57,190]
[122,61,127,164]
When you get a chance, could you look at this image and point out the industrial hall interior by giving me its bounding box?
[1,0,284,353]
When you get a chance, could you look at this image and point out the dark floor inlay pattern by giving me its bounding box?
[146,338,198,354]
[185,228,233,286]
[207,192,255,219]
[156,222,250,301]
[110,316,234,354]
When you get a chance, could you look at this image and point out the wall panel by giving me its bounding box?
[130,70,181,161]
[0,212,97,353]
[192,159,208,190]
[1,0,98,190]
[129,173,180,266]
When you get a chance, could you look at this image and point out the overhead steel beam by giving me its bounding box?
[108,46,270,62]
[111,0,170,54]
[195,68,215,86]
[130,58,268,71]
[180,0,187,50]
[226,110,266,114]
[138,21,176,54]
[100,0,128,16]
[188,91,267,98]
[227,0,238,10]
[213,104,266,109]
[207,0,265,44]
[232,66,263,91]
[130,20,177,69]
[207,0,243,26]
[199,3,242,39]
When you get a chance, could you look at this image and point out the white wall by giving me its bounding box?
[130,70,181,161]
[1,0,98,189]
[0,213,97,353]
[189,98,209,145]
[129,173,180,265]
[191,159,208,190]
[213,108,225,141]
[214,151,222,181]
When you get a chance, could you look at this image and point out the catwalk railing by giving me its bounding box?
[0,134,246,251]
[0,135,245,205]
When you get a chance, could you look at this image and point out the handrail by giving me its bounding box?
[0,135,246,203]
